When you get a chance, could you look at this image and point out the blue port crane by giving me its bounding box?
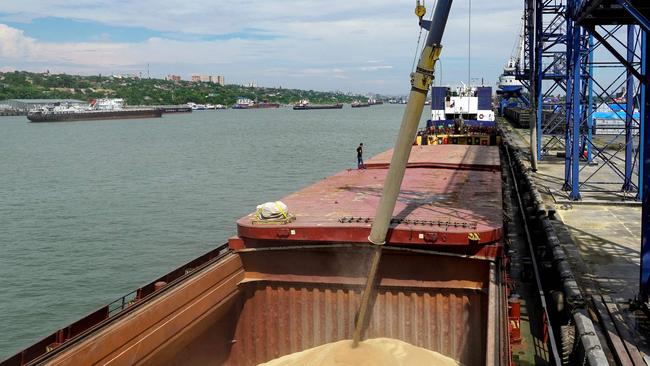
[520,0,650,301]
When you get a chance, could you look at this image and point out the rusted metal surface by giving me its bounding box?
[223,248,494,366]
[365,145,500,170]
[1,244,231,366]
[228,280,485,365]
[4,247,504,366]
[23,253,244,366]
[238,247,488,290]
[236,149,503,249]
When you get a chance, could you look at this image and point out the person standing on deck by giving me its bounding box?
[357,143,365,169]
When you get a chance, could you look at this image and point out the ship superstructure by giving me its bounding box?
[431,84,494,122]
[232,97,280,109]
[496,17,529,114]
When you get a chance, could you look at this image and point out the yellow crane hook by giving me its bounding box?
[415,0,426,19]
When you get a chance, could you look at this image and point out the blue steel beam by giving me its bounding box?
[535,1,569,160]
[564,15,575,192]
[570,23,583,200]
[638,31,648,202]
[574,0,605,21]
[535,0,544,161]
[640,28,650,302]
[588,25,645,81]
[615,0,650,34]
[587,35,595,163]
[623,25,636,191]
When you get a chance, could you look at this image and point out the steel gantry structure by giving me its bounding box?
[524,0,650,300]
[571,0,650,301]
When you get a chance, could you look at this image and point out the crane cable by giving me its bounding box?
[411,0,437,73]
[411,0,425,72]
[468,0,472,86]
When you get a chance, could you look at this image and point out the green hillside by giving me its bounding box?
[0,71,366,106]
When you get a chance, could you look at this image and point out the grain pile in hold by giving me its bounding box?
[258,338,460,366]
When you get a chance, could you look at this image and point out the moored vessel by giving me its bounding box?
[252,101,280,109]
[292,99,343,110]
[186,102,207,110]
[26,99,162,122]
[150,105,192,113]
[232,98,280,109]
[351,100,371,108]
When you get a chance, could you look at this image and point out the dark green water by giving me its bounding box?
[0,105,428,358]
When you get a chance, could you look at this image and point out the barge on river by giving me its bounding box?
[26,99,162,122]
[292,99,343,110]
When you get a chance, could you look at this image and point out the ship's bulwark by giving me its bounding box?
[30,249,491,366]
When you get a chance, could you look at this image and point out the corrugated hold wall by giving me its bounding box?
[226,282,486,366]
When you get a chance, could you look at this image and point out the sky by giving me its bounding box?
[0,0,524,94]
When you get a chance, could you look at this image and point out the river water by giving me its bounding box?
[0,104,428,357]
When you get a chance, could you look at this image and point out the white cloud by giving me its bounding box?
[0,24,35,58]
[359,65,393,71]
[0,23,130,65]
[0,65,18,72]
[0,1,525,93]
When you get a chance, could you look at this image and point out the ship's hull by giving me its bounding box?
[160,106,192,113]
[233,103,280,109]
[351,103,370,108]
[27,109,163,122]
[251,103,280,109]
[497,85,523,93]
[2,144,508,366]
[293,104,343,110]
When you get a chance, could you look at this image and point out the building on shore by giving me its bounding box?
[211,75,225,86]
[166,74,182,82]
[191,74,225,85]
[112,74,140,80]
[0,99,87,111]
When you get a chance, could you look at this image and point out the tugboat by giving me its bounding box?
[27,99,162,122]
[292,99,343,110]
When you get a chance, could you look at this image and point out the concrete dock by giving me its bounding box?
[502,118,650,364]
